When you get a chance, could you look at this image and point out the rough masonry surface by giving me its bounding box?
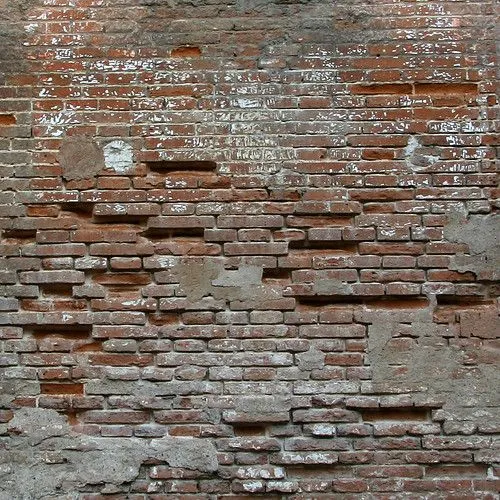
[0,0,498,498]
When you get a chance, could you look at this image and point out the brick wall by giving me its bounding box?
[1,0,499,497]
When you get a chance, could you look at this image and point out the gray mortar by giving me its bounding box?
[58,136,105,181]
[444,210,500,280]
[0,408,218,499]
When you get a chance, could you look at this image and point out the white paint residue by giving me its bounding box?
[38,111,78,137]
[24,23,39,33]
[236,98,260,108]
[103,140,134,174]
[103,140,134,173]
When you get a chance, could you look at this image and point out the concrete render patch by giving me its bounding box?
[58,136,105,181]
[0,378,40,407]
[176,259,278,303]
[444,211,500,280]
[234,395,292,413]
[366,302,500,425]
[296,347,325,371]
[0,408,218,499]
[312,278,352,296]
[404,135,439,172]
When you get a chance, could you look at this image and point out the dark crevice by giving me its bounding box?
[231,424,267,436]
[2,229,37,239]
[296,296,429,308]
[28,325,92,338]
[436,295,495,306]
[145,160,217,171]
[59,203,94,216]
[360,407,431,422]
[92,215,148,225]
[289,240,358,251]
[39,284,74,296]
[141,227,205,239]
[262,268,292,280]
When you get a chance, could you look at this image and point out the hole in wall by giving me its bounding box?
[145,160,217,171]
[289,240,358,251]
[231,424,268,436]
[141,227,205,240]
[296,296,429,308]
[360,407,430,422]
[59,202,94,217]
[2,229,37,239]
[435,295,495,306]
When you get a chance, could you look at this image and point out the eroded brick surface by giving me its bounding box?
[0,0,499,498]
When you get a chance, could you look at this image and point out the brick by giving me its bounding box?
[218,215,284,228]
[19,270,85,284]
[307,228,342,241]
[224,242,288,256]
[147,215,215,229]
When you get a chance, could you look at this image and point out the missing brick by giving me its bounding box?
[289,240,358,251]
[360,407,430,422]
[171,46,202,58]
[60,203,94,217]
[262,268,292,281]
[296,296,429,308]
[28,325,92,339]
[2,229,37,240]
[145,160,217,172]
[40,383,84,395]
[148,312,179,326]
[38,283,74,296]
[0,114,16,125]
[141,227,205,240]
[413,83,478,95]
[232,423,267,436]
[435,296,495,307]
[93,215,149,225]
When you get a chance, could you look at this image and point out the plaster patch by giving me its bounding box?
[1,407,218,498]
[444,210,500,280]
[366,302,500,427]
[404,135,439,172]
[313,279,352,296]
[176,259,278,304]
[296,347,325,371]
[103,140,134,174]
[58,136,105,180]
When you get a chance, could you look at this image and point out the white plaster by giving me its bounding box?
[103,140,134,173]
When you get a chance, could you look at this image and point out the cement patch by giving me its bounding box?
[444,211,500,281]
[0,408,218,499]
[58,136,105,181]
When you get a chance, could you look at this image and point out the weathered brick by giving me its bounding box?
[1,1,497,496]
